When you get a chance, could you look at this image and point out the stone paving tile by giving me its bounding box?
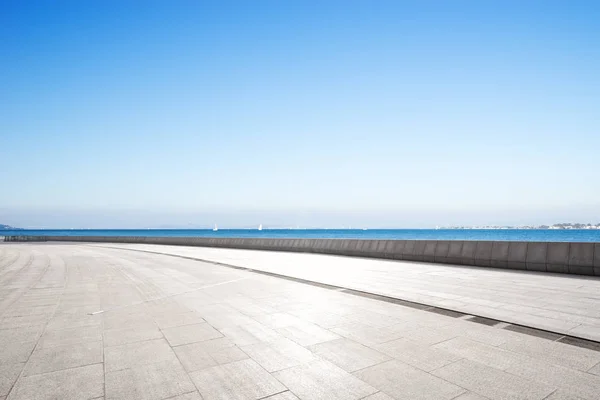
[0,326,43,344]
[543,390,586,399]
[274,359,378,400]
[588,362,600,376]
[162,323,223,347]
[190,358,286,400]
[102,312,156,331]
[219,322,281,346]
[241,337,317,372]
[373,337,461,372]
[166,392,203,400]
[201,311,257,329]
[499,335,600,371]
[45,312,101,330]
[252,312,305,329]
[354,359,465,400]
[432,336,529,371]
[263,391,300,399]
[223,298,278,317]
[103,325,164,347]
[435,321,516,347]
[276,322,341,346]
[432,359,556,400]
[330,322,406,346]
[6,363,104,400]
[0,341,36,365]
[567,325,600,342]
[0,315,49,329]
[288,309,353,329]
[105,338,178,372]
[0,363,23,397]
[37,325,102,349]
[362,392,395,400]
[505,358,600,400]
[174,337,248,372]
[154,311,205,329]
[2,305,56,318]
[452,393,490,400]
[105,359,195,400]
[24,341,103,376]
[309,338,391,373]
[344,310,402,328]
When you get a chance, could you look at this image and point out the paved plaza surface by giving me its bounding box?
[0,243,599,400]
[93,243,600,342]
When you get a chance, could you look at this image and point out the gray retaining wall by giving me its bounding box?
[4,235,600,276]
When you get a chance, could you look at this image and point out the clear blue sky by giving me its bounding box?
[2,1,599,228]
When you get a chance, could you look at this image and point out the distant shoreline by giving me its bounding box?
[2,228,600,242]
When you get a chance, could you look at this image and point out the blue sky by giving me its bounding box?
[1,1,599,228]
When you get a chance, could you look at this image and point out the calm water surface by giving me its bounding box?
[2,229,600,242]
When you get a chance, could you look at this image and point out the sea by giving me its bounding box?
[2,229,600,242]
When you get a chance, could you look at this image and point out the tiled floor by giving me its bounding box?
[1,243,600,399]
[98,243,600,341]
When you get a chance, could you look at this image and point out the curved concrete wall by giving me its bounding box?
[5,235,600,276]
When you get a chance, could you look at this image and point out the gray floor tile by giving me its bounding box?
[0,326,43,344]
[432,359,556,400]
[276,322,340,346]
[45,312,101,330]
[174,337,248,372]
[219,322,281,346]
[190,358,286,400]
[252,312,304,329]
[37,325,102,349]
[105,338,178,372]
[241,338,316,372]
[330,322,406,346]
[7,363,103,400]
[361,392,395,400]
[432,337,528,371]
[0,315,49,330]
[103,326,164,347]
[309,338,391,372]
[499,336,600,371]
[167,392,203,400]
[263,391,300,399]
[505,358,600,400]
[3,305,56,318]
[154,311,205,329]
[0,363,23,397]
[105,359,195,400]
[373,337,460,372]
[201,311,257,329]
[588,362,600,376]
[354,359,465,400]
[0,341,36,365]
[162,323,223,347]
[274,359,378,400]
[24,341,103,376]
[543,390,586,400]
[453,393,491,400]
[102,312,156,331]
[289,309,353,329]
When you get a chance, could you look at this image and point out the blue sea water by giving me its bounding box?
[2,229,600,242]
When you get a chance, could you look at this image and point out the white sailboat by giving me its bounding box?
[213,224,218,231]
[258,224,262,231]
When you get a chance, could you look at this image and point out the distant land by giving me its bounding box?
[441,223,600,230]
[0,224,22,230]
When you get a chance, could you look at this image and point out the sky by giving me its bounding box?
[1,1,599,228]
